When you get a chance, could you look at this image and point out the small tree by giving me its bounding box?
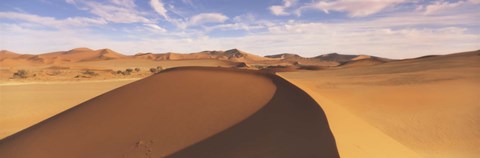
[134,68,140,72]
[125,68,133,73]
[13,70,28,78]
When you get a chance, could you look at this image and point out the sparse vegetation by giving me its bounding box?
[12,70,28,79]
[150,66,163,74]
[236,62,248,68]
[149,68,158,73]
[48,70,62,76]
[82,70,98,76]
[115,68,140,76]
[254,65,266,70]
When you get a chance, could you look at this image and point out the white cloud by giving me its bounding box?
[189,13,228,25]
[150,0,169,19]
[144,23,167,32]
[3,15,479,59]
[110,0,136,8]
[270,6,289,16]
[269,0,296,16]
[417,0,480,15]
[0,12,107,28]
[2,0,479,59]
[84,1,149,23]
[299,0,408,17]
[65,0,149,23]
[149,0,229,28]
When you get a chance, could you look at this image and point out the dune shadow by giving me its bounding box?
[167,74,339,158]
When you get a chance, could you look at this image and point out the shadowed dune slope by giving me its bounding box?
[0,67,339,158]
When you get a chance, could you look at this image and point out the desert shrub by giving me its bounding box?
[12,70,28,78]
[82,70,98,76]
[134,68,140,72]
[236,62,248,68]
[149,68,158,73]
[116,70,123,74]
[125,68,133,73]
[122,71,131,75]
[149,66,163,74]
[156,66,163,71]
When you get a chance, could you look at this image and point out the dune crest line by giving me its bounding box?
[0,67,339,158]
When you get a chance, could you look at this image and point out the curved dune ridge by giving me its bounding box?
[0,67,339,158]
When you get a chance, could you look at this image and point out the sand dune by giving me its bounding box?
[265,52,382,67]
[1,50,478,158]
[0,48,126,66]
[0,79,137,139]
[0,50,20,61]
[339,57,387,67]
[280,50,480,158]
[313,53,363,63]
[0,67,339,158]
[133,49,278,63]
[265,53,303,59]
[38,48,126,63]
[0,48,279,69]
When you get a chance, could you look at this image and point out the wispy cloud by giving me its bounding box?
[77,0,150,23]
[297,0,409,17]
[189,13,228,25]
[1,0,479,58]
[417,0,480,15]
[150,0,169,19]
[0,12,107,28]
[149,0,229,29]
[143,23,167,32]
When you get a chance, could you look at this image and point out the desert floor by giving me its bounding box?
[0,51,479,158]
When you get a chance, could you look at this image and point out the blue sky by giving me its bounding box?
[0,0,479,58]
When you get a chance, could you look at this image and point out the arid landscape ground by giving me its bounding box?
[0,48,479,158]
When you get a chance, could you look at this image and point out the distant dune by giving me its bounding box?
[131,49,277,63]
[264,52,385,67]
[0,47,390,68]
[0,67,339,158]
[0,48,125,66]
[0,47,395,81]
[0,50,21,61]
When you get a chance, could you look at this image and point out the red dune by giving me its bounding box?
[0,67,339,158]
[339,57,388,67]
[0,50,20,61]
[39,48,126,62]
[135,49,277,63]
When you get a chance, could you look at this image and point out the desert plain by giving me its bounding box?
[0,48,479,158]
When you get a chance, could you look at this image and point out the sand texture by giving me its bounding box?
[0,67,339,158]
[280,50,480,158]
